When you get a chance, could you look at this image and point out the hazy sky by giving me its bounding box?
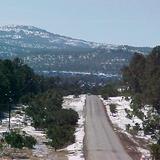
[0,0,160,47]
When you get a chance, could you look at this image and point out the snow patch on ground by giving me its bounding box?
[22,126,45,138]
[0,108,32,134]
[138,147,151,160]
[63,95,86,160]
[101,96,143,131]
[0,108,51,158]
[0,95,86,159]
[100,96,152,160]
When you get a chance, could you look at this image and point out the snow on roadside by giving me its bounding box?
[138,147,151,160]
[100,96,143,131]
[22,126,45,137]
[0,95,86,160]
[63,95,86,160]
[100,96,152,160]
[22,126,51,158]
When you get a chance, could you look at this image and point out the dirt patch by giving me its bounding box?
[1,147,68,160]
[0,158,12,160]
[115,129,141,160]
[1,147,32,159]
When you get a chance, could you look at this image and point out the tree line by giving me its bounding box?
[0,58,80,150]
[122,46,160,159]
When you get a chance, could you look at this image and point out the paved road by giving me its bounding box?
[85,95,132,160]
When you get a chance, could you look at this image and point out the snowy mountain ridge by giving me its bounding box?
[0,25,102,49]
[0,25,147,51]
[0,25,152,76]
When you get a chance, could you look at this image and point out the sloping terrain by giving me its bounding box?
[0,25,152,75]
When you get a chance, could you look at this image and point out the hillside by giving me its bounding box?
[0,25,152,76]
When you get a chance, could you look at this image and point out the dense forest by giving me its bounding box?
[1,46,160,155]
[122,46,160,113]
[0,58,88,114]
[0,58,82,149]
[122,46,160,159]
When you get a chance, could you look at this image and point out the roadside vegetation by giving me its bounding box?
[122,46,160,159]
[109,103,117,115]
[100,83,119,100]
[5,131,37,149]
[99,46,160,159]
[0,58,79,150]
[25,90,78,150]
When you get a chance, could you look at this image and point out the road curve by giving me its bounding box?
[85,95,132,160]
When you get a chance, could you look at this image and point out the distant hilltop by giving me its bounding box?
[0,25,151,51]
[0,25,152,76]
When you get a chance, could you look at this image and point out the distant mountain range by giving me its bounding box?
[0,25,152,77]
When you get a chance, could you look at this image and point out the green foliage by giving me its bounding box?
[25,90,79,150]
[122,46,160,113]
[131,94,143,109]
[0,58,79,150]
[23,135,37,149]
[26,90,63,128]
[143,115,160,135]
[128,123,141,135]
[101,84,118,100]
[46,109,79,126]
[5,131,36,149]
[19,93,35,104]
[0,141,3,151]
[150,144,160,160]
[0,58,41,115]
[5,131,24,149]
[47,125,75,150]
[109,103,117,114]
[126,124,131,132]
[130,95,144,120]
[0,58,82,114]
[125,108,133,119]
[122,46,160,140]
[122,53,146,93]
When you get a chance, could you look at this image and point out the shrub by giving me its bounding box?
[101,84,118,100]
[5,132,24,149]
[5,131,36,149]
[130,123,140,135]
[47,125,75,151]
[45,109,79,127]
[125,108,133,119]
[150,144,160,160]
[126,124,131,132]
[137,111,144,120]
[125,96,130,101]
[109,104,117,114]
[143,116,160,136]
[25,90,79,149]
[23,135,37,149]
[0,142,3,150]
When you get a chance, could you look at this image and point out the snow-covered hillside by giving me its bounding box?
[0,25,152,76]
[0,25,101,50]
[0,25,151,51]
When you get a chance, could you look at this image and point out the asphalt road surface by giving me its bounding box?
[85,95,132,160]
